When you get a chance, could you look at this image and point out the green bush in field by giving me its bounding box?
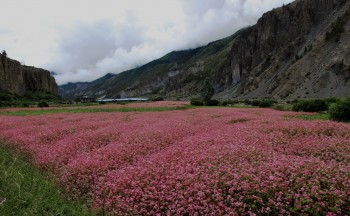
[329,98,350,122]
[190,99,205,106]
[149,96,164,101]
[292,99,328,112]
[37,101,49,108]
[258,99,277,108]
[21,102,29,107]
[325,97,340,105]
[222,100,241,106]
[0,92,12,101]
[221,100,233,106]
[0,101,12,107]
[206,99,220,106]
[251,100,261,106]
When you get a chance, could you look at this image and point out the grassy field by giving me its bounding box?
[0,105,191,116]
[289,112,331,121]
[0,141,93,215]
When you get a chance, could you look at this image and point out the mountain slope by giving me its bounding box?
[60,0,350,100]
[59,31,243,99]
[215,0,350,99]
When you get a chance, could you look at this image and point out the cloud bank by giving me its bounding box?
[0,0,294,85]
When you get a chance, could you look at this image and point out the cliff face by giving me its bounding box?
[216,0,350,99]
[0,54,58,96]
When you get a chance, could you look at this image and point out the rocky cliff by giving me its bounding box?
[0,54,58,96]
[59,0,350,100]
[216,0,350,99]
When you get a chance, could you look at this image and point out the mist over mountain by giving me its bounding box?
[59,0,350,100]
[0,0,294,85]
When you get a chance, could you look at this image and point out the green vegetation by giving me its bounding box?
[290,112,331,121]
[292,99,328,112]
[37,101,49,108]
[0,91,62,108]
[329,98,350,122]
[190,99,205,106]
[205,99,220,106]
[0,106,192,116]
[0,141,92,215]
[190,98,220,106]
[241,99,277,108]
[288,97,350,122]
[273,104,292,111]
[148,95,164,102]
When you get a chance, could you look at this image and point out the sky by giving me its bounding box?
[0,0,294,85]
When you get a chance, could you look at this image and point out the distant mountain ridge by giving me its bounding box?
[0,54,58,96]
[59,0,350,100]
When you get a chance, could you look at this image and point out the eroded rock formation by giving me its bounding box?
[0,54,58,96]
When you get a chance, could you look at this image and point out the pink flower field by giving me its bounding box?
[0,107,349,215]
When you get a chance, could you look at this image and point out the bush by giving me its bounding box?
[37,101,49,108]
[149,96,164,102]
[190,99,205,106]
[0,101,12,107]
[0,92,13,101]
[329,98,350,122]
[325,97,340,105]
[258,99,277,108]
[243,99,252,105]
[99,101,106,105]
[251,100,261,106]
[221,100,233,106]
[292,99,328,112]
[206,99,220,106]
[273,104,292,111]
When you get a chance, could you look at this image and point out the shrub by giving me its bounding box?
[205,99,220,106]
[258,99,277,108]
[292,99,328,112]
[190,99,204,106]
[37,101,49,108]
[251,100,261,106]
[99,101,106,105]
[0,101,12,107]
[325,97,340,105]
[221,100,233,106]
[243,99,252,105]
[273,104,292,111]
[149,96,164,102]
[329,98,350,122]
[0,92,12,101]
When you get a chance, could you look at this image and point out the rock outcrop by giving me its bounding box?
[0,54,58,96]
[216,0,350,99]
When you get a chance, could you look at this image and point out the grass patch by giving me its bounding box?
[0,141,92,215]
[0,106,192,116]
[288,112,331,121]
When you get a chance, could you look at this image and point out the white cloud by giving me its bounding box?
[0,0,294,85]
